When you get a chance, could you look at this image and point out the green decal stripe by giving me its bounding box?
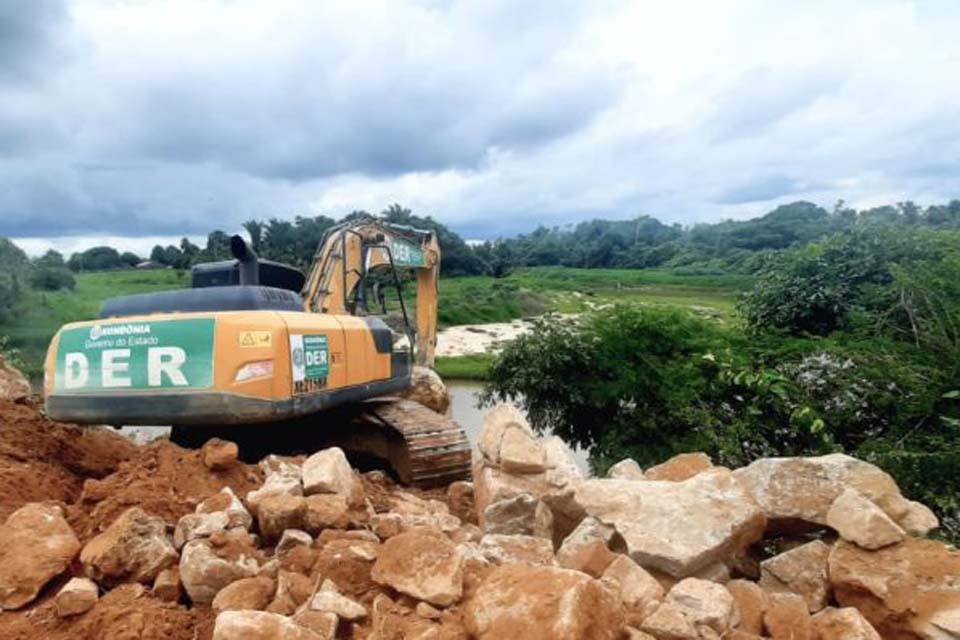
[55,318,216,393]
[390,238,426,267]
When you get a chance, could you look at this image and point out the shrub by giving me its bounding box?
[29,266,76,291]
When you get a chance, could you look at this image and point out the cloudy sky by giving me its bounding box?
[2,0,959,255]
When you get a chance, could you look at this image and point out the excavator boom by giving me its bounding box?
[302,217,440,366]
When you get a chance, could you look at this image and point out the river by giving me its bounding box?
[446,379,590,473]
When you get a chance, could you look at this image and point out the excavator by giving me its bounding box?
[42,217,471,486]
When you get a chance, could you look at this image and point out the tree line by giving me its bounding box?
[59,198,960,279]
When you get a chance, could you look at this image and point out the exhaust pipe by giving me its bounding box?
[230,235,259,286]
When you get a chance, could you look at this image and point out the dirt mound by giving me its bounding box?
[0,584,214,640]
[0,398,138,522]
[76,439,262,541]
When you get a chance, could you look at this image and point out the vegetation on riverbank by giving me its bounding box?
[482,226,960,541]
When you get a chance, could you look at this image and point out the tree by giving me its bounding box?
[67,246,124,271]
[34,249,65,269]
[120,251,141,267]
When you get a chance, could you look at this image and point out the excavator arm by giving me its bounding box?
[301,217,440,366]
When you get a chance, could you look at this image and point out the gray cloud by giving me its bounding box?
[1,0,960,243]
[0,0,68,84]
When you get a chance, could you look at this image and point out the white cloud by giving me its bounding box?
[1,0,959,251]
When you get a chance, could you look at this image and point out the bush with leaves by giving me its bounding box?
[739,227,960,335]
[29,266,76,291]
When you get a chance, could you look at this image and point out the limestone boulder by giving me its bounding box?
[0,355,30,401]
[276,529,312,556]
[477,404,546,474]
[764,592,813,640]
[267,569,313,615]
[246,462,303,517]
[473,462,554,522]
[80,506,178,586]
[759,540,831,613]
[558,469,766,577]
[302,494,350,533]
[292,610,338,640]
[399,366,451,414]
[0,503,81,610]
[257,494,306,543]
[642,578,738,638]
[479,534,555,566]
[447,480,476,524]
[607,458,644,480]
[733,453,911,530]
[212,576,276,612]
[212,610,325,640]
[179,536,261,604]
[152,567,182,602]
[556,516,619,577]
[197,487,254,530]
[828,538,960,639]
[482,491,553,538]
[542,435,583,485]
[464,564,625,640]
[812,607,881,640]
[309,581,367,621]
[899,500,939,536]
[174,511,231,550]
[644,452,713,482]
[826,488,906,550]
[301,447,361,501]
[600,555,665,627]
[371,527,464,606]
[202,438,239,470]
[55,577,98,618]
[726,579,766,635]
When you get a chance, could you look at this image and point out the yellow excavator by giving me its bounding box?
[42,217,471,486]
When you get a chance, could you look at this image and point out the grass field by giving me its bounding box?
[0,266,750,378]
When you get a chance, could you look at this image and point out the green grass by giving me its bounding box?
[0,269,187,377]
[434,354,496,380]
[0,265,750,379]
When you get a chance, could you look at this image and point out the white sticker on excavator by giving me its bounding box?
[290,334,306,382]
[290,333,330,394]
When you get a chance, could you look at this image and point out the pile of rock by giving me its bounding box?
[0,398,957,640]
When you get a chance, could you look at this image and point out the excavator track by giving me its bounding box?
[354,398,473,487]
[170,398,472,488]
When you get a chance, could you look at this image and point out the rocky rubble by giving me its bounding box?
[0,362,955,640]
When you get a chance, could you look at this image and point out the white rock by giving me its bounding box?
[309,589,367,621]
[607,459,644,480]
[174,512,231,550]
[302,447,359,498]
[80,507,178,586]
[179,538,260,604]
[733,453,911,528]
[557,469,766,577]
[197,487,254,530]
[212,610,324,640]
[555,516,619,577]
[826,488,906,550]
[55,577,98,618]
[479,534,556,566]
[601,555,664,626]
[276,529,312,555]
[482,491,553,538]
